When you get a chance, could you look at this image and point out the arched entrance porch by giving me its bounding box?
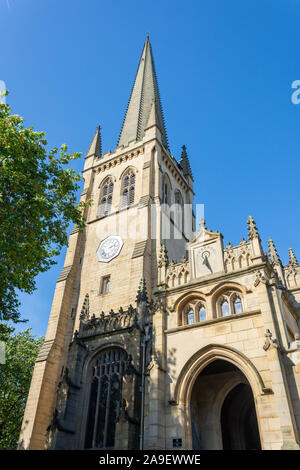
[190,359,261,450]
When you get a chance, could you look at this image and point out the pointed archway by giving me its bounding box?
[190,359,261,450]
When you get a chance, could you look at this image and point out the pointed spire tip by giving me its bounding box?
[86,125,102,159]
[117,37,169,150]
[179,144,193,180]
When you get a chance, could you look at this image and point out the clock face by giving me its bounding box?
[97,235,123,263]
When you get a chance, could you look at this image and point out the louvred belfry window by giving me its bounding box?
[121,170,135,207]
[84,348,127,449]
[98,178,114,217]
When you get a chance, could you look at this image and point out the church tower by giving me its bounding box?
[19,37,194,450]
[20,37,300,452]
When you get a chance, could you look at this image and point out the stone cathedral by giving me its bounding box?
[20,37,300,451]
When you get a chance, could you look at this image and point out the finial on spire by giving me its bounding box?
[179,145,193,180]
[268,239,281,266]
[288,248,299,266]
[247,216,260,240]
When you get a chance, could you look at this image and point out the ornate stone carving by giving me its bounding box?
[254,270,268,287]
[78,306,139,338]
[165,258,190,288]
[263,329,278,351]
[224,239,252,273]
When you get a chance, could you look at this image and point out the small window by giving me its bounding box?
[199,306,206,322]
[186,309,195,325]
[233,296,243,314]
[221,300,230,317]
[101,276,110,294]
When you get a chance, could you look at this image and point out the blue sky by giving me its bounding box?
[1,0,300,337]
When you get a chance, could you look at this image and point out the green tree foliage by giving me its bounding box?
[0,94,89,323]
[0,327,44,449]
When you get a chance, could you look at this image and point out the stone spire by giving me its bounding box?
[86,125,102,159]
[179,145,193,180]
[288,248,299,266]
[268,239,282,266]
[117,36,168,150]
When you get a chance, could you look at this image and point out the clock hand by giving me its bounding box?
[202,255,213,273]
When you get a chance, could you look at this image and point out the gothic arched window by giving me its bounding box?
[199,306,206,322]
[180,299,207,326]
[233,296,243,314]
[186,309,195,325]
[216,290,244,318]
[98,177,114,217]
[121,170,135,208]
[84,348,127,449]
[221,300,230,317]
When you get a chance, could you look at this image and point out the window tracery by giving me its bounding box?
[217,291,244,318]
[180,300,207,326]
[84,348,127,449]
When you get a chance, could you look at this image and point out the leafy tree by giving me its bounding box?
[0,93,89,324]
[0,327,44,449]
